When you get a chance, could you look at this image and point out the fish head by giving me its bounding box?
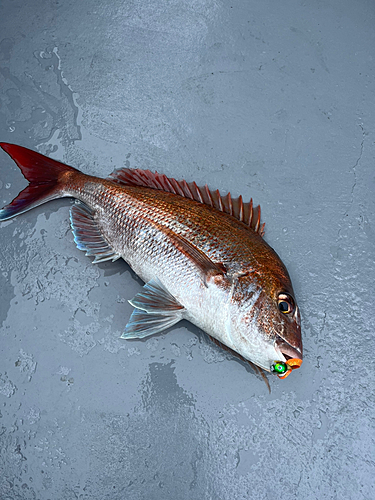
[228,266,302,377]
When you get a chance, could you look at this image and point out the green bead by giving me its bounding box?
[272,362,287,374]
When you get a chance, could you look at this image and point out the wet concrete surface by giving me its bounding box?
[0,0,374,499]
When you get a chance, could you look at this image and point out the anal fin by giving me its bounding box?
[121,278,184,339]
[70,203,121,263]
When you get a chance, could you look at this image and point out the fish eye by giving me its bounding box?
[277,293,294,314]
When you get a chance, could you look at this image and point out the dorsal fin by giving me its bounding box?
[107,168,265,237]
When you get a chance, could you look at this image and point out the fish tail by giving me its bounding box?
[0,143,80,221]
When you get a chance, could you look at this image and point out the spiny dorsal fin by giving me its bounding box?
[107,168,265,237]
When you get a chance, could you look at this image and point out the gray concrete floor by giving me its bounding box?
[0,1,374,499]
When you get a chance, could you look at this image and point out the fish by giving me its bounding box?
[0,143,302,382]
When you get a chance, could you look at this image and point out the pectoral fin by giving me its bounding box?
[121,278,184,339]
[160,228,227,286]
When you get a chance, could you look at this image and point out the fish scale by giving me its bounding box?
[0,143,303,380]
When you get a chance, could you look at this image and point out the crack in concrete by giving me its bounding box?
[347,124,365,212]
[350,125,364,196]
[338,124,366,240]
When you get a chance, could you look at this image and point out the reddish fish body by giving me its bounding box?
[0,143,302,379]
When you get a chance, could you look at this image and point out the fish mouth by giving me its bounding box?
[275,337,303,360]
[274,337,303,379]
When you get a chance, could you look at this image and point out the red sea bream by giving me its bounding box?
[0,143,303,380]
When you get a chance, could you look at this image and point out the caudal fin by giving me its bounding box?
[0,143,79,221]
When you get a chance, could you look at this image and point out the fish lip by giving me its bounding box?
[273,338,303,379]
[274,337,303,362]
